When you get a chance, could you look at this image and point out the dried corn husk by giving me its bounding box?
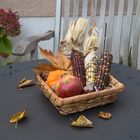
[83,23,102,56]
[63,17,88,43]
[60,41,75,58]
[60,18,88,58]
[64,20,76,42]
[71,17,88,43]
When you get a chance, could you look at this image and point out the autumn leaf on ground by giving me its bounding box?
[17,78,34,89]
[98,111,112,120]
[10,110,27,128]
[39,47,72,71]
[70,115,93,128]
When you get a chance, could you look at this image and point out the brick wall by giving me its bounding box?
[0,0,137,17]
[0,0,56,16]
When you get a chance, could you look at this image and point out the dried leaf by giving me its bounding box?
[70,115,93,128]
[19,78,26,84]
[66,65,73,72]
[98,111,112,120]
[17,78,34,89]
[57,49,71,70]
[40,47,56,64]
[10,110,27,124]
[33,64,56,73]
[40,47,72,71]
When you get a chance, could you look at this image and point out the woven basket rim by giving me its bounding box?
[36,74,125,106]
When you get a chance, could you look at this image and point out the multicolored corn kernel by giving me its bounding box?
[71,50,86,86]
[93,51,113,91]
[85,55,98,86]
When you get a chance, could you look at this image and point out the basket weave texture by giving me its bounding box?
[36,74,125,115]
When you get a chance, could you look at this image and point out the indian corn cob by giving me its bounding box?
[85,51,98,86]
[71,50,86,86]
[93,51,113,91]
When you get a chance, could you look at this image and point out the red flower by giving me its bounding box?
[0,9,6,25]
[0,9,21,37]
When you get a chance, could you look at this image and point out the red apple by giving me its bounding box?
[56,75,83,98]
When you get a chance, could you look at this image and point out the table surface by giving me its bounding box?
[0,60,140,140]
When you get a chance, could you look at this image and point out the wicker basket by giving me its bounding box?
[36,74,125,115]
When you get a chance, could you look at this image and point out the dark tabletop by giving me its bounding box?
[0,59,140,140]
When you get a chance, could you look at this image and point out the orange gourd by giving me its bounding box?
[46,70,66,88]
